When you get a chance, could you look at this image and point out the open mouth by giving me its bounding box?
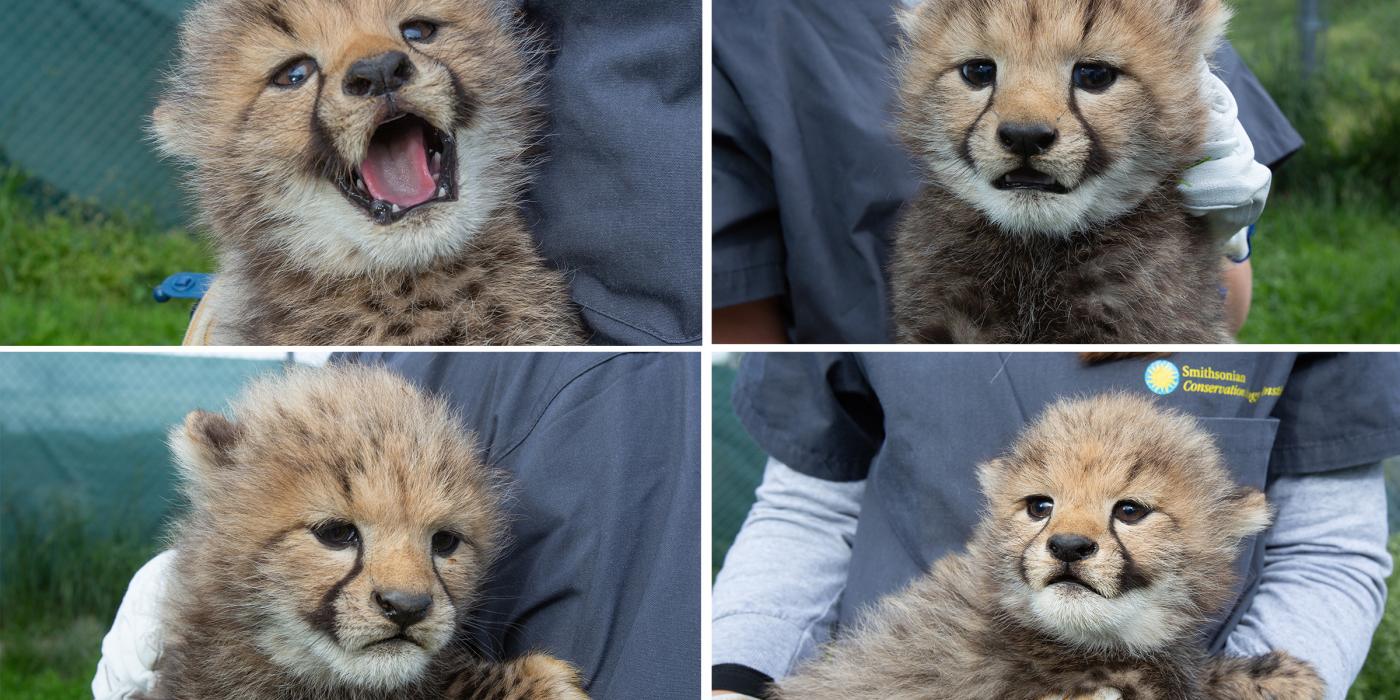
[1046,572,1103,596]
[993,167,1069,194]
[336,112,458,226]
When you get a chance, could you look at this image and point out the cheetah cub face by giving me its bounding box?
[154,0,538,276]
[896,0,1229,235]
[170,365,504,690]
[975,394,1271,655]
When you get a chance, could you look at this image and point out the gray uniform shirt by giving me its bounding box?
[342,352,701,699]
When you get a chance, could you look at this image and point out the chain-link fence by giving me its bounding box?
[0,0,194,227]
[712,356,765,578]
[0,352,288,542]
[0,352,306,688]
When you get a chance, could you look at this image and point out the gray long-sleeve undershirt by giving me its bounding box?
[712,458,1391,700]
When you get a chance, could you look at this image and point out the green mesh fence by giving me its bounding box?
[0,352,286,542]
[0,0,194,227]
[712,357,765,578]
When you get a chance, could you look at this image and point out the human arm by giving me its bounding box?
[1222,258,1251,336]
[712,458,865,697]
[714,298,789,344]
[1224,462,1392,700]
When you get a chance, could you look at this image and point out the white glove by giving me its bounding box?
[92,551,174,699]
[1180,60,1271,263]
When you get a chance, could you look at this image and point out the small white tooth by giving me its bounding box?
[357,178,365,190]
[391,204,401,213]
[438,186,448,197]
[432,152,442,170]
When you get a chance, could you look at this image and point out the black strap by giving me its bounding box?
[712,663,776,699]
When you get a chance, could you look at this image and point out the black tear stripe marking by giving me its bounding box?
[430,556,457,608]
[1067,87,1112,179]
[306,541,364,644]
[958,83,997,169]
[304,75,347,181]
[1108,520,1152,593]
[1017,517,1053,586]
[446,68,479,131]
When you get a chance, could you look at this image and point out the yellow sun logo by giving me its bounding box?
[1144,360,1180,395]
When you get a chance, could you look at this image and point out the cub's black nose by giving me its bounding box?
[997,122,1058,157]
[1047,534,1098,563]
[344,51,415,97]
[373,590,432,628]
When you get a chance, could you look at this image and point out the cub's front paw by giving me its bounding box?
[446,653,589,700]
[1206,650,1324,700]
[514,653,590,699]
[1037,689,1122,700]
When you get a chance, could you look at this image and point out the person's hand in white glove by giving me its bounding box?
[92,551,173,699]
[1180,60,1272,264]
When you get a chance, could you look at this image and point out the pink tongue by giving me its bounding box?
[360,122,436,208]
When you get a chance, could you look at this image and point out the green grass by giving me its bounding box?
[1227,0,1400,342]
[0,496,162,699]
[1239,192,1400,343]
[1351,537,1400,698]
[0,168,211,345]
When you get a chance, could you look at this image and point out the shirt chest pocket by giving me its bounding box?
[1196,416,1280,492]
[1193,416,1281,652]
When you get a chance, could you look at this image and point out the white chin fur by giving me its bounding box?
[932,157,1157,237]
[256,113,516,278]
[258,606,441,691]
[1024,580,1185,656]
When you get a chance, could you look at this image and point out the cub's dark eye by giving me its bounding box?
[960,59,997,88]
[311,520,359,548]
[431,531,460,556]
[271,57,317,88]
[1073,62,1118,92]
[1113,500,1151,524]
[401,19,438,43]
[1025,496,1054,520]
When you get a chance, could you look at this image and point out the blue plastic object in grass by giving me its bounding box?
[153,273,211,302]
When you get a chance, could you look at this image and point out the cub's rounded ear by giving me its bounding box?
[1174,0,1231,57]
[895,0,941,36]
[169,410,242,481]
[975,458,1007,498]
[150,102,196,161]
[1222,486,1272,539]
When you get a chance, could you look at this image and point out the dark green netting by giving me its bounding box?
[0,353,285,543]
[712,359,765,578]
[0,0,194,227]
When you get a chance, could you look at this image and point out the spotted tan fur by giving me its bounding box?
[776,394,1323,700]
[151,365,588,699]
[154,0,583,345]
[890,0,1234,343]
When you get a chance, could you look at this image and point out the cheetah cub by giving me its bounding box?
[777,394,1323,700]
[890,0,1235,343]
[154,0,584,345]
[152,365,588,699]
